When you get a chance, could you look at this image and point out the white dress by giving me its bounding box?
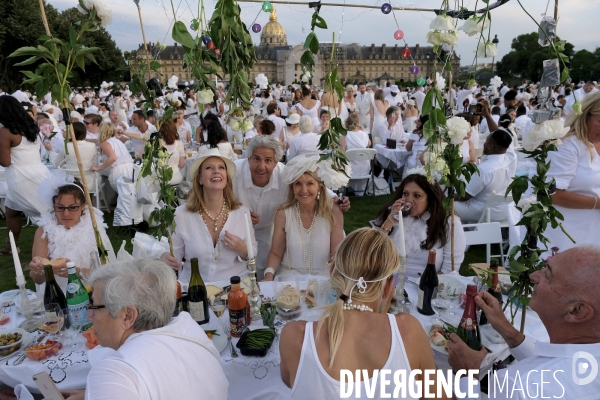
[280,206,331,277]
[5,137,50,216]
[112,97,128,123]
[403,116,417,133]
[371,102,387,143]
[50,140,98,191]
[345,129,370,193]
[105,137,134,190]
[161,139,185,185]
[296,100,321,130]
[544,136,600,253]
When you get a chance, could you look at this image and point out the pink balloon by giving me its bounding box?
[394,30,404,40]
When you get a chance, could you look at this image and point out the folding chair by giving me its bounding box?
[463,222,504,265]
[344,148,377,198]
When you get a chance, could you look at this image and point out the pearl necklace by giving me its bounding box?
[343,303,373,312]
[292,201,318,275]
[202,200,228,232]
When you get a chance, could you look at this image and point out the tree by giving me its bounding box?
[0,0,124,91]
[570,49,595,82]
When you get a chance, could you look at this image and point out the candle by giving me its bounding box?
[396,213,406,258]
[9,231,24,278]
[244,212,254,260]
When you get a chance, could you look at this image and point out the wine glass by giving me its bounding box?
[211,297,227,331]
[393,202,412,221]
[430,290,450,324]
[63,319,84,349]
[42,303,65,339]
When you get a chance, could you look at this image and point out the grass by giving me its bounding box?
[0,195,487,293]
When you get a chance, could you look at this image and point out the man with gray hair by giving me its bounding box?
[233,135,350,278]
[61,259,228,399]
[449,246,600,398]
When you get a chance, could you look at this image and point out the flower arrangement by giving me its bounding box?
[476,40,499,58]
[521,119,567,152]
[445,117,471,145]
[458,15,490,37]
[167,75,179,90]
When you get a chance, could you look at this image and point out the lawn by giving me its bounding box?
[0,195,484,293]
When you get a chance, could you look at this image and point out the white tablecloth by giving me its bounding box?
[374,144,412,170]
[1,274,550,399]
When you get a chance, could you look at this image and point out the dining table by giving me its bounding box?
[374,143,412,171]
[0,272,550,400]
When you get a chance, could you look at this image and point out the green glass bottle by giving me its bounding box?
[457,284,482,351]
[188,258,209,325]
[65,262,92,330]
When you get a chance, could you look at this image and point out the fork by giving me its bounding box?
[225,326,238,358]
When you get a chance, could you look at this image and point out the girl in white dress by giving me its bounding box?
[111,91,128,123]
[0,96,51,253]
[402,99,419,133]
[341,114,371,193]
[91,124,134,191]
[98,103,111,124]
[159,120,186,185]
[404,116,429,176]
[296,86,321,129]
[371,89,389,144]
[263,154,346,280]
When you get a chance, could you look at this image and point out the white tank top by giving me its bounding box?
[291,314,420,399]
[107,137,133,166]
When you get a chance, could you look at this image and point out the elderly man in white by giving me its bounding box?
[232,135,350,279]
[448,246,600,398]
[378,106,408,145]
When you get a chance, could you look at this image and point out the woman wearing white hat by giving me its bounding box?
[402,99,419,133]
[161,148,257,285]
[283,113,302,151]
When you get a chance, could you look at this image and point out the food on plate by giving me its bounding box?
[26,339,62,360]
[0,331,23,355]
[276,285,300,309]
[429,331,446,347]
[305,280,318,307]
[206,285,224,304]
[0,315,10,325]
[82,326,99,349]
[41,258,68,266]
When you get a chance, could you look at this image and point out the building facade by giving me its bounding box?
[139,8,460,87]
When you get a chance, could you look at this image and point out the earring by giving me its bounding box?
[317,192,320,200]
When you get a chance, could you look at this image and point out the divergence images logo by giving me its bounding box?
[572,351,598,386]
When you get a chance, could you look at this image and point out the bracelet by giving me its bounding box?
[381,223,392,233]
[264,267,275,276]
[593,197,598,210]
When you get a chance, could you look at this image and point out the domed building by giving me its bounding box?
[260,8,287,46]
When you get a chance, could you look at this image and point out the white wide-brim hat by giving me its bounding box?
[285,113,300,125]
[189,148,236,181]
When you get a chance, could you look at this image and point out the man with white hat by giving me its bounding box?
[385,85,403,108]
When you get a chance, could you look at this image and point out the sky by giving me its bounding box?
[50,0,598,66]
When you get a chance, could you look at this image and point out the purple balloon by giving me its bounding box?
[409,65,420,75]
[202,36,211,45]
[252,23,261,33]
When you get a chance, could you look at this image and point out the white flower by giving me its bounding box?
[476,41,498,58]
[440,31,458,46]
[516,196,546,216]
[157,159,167,168]
[77,0,112,27]
[436,72,446,91]
[316,160,351,191]
[241,119,254,132]
[490,76,503,89]
[158,150,170,159]
[458,16,489,37]
[167,75,179,90]
[427,31,442,46]
[430,14,456,31]
[446,117,471,145]
[198,89,214,105]
[521,119,569,151]
[255,73,268,90]
[229,121,241,132]
[173,100,181,107]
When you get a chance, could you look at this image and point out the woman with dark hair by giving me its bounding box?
[203,121,237,160]
[374,172,465,279]
[0,96,51,253]
[404,115,429,176]
[196,112,220,145]
[296,85,321,129]
[159,120,185,185]
[260,119,276,136]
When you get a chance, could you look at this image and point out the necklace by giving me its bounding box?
[202,200,228,232]
[342,303,373,312]
[290,201,318,275]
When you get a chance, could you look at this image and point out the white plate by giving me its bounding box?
[0,289,34,306]
[210,329,228,353]
[15,292,44,314]
[438,276,467,298]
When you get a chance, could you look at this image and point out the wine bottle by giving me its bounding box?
[457,284,482,351]
[43,264,69,328]
[417,250,439,315]
[187,258,209,325]
[228,276,249,338]
[65,262,92,330]
[479,260,503,326]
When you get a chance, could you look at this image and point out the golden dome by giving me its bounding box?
[260,8,287,46]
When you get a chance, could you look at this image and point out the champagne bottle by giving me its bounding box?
[43,264,69,328]
[65,262,92,330]
[457,284,482,351]
[187,258,209,325]
[417,250,439,315]
[479,260,503,326]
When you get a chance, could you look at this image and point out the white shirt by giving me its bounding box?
[412,90,426,113]
[385,94,403,107]
[86,105,99,115]
[456,89,473,111]
[479,114,501,134]
[463,153,512,218]
[379,119,407,144]
[267,114,286,139]
[85,313,228,400]
[288,133,321,160]
[125,123,158,156]
[277,101,289,116]
[86,131,99,141]
[232,161,288,270]
[171,205,257,285]
[500,85,510,97]
[11,90,30,103]
[460,339,600,399]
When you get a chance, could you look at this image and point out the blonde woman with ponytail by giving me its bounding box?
[280,228,448,399]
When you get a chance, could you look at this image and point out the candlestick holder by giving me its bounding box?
[246,257,262,323]
[395,256,412,313]
[16,279,41,332]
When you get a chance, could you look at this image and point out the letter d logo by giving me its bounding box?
[572,351,598,386]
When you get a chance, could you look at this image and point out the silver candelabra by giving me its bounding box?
[246,258,262,322]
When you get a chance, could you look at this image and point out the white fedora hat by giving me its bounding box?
[189,148,236,181]
[285,113,301,125]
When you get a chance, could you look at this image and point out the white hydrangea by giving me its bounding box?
[197,89,214,105]
[316,160,351,191]
[77,0,112,27]
[516,196,539,216]
[430,14,456,31]
[490,76,502,89]
[476,41,498,58]
[446,117,471,145]
[521,119,569,151]
[229,121,241,132]
[255,73,269,90]
[167,75,179,90]
[436,72,446,91]
[458,16,489,37]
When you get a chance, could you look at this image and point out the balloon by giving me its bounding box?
[262,1,273,12]
[416,77,426,86]
[252,23,261,33]
[409,65,419,75]
[207,42,215,50]
[215,49,221,56]
[401,48,411,58]
[394,30,404,40]
[381,3,392,14]
[202,36,211,45]
[190,20,199,31]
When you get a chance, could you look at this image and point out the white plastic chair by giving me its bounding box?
[463,222,504,265]
[475,191,513,263]
[64,168,107,211]
[344,148,377,198]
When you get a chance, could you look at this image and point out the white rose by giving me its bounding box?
[440,31,458,46]
[521,119,568,151]
[430,14,456,31]
[516,196,546,216]
[80,0,113,27]
[426,31,442,46]
[446,117,471,145]
[229,121,241,132]
[458,16,489,37]
[198,89,214,105]
[476,41,498,58]
[241,120,254,132]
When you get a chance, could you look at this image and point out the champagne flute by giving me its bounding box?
[211,297,227,331]
[42,303,65,339]
[393,201,412,221]
[430,290,450,325]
